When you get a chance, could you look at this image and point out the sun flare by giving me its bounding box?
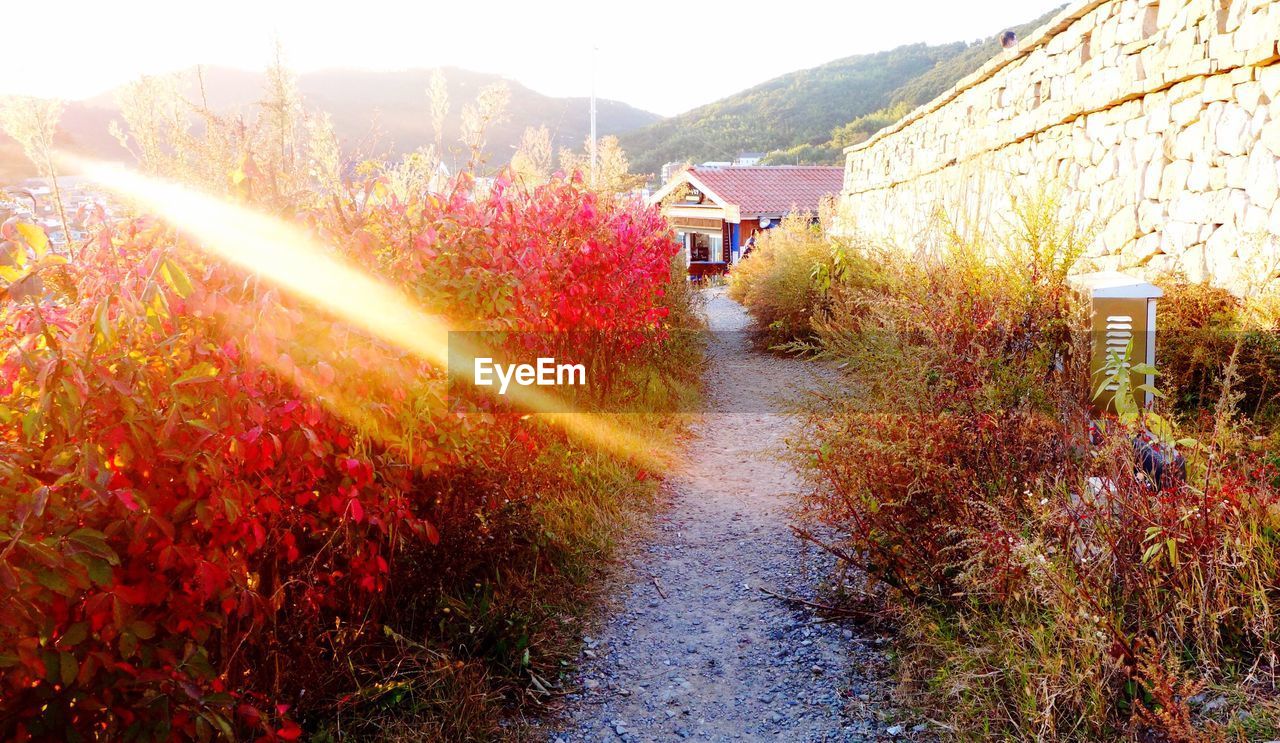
[57,153,670,470]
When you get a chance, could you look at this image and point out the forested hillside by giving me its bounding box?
[622,6,1063,175]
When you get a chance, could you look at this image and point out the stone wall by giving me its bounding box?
[834,0,1280,289]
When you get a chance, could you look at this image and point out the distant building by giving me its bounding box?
[733,152,765,166]
[649,165,844,279]
[4,176,121,254]
[660,161,687,183]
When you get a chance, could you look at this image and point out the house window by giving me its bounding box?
[688,233,723,262]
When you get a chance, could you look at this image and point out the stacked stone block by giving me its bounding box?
[836,0,1280,290]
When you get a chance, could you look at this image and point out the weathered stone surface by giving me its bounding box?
[835,0,1280,292]
[1187,160,1211,191]
[1215,105,1251,154]
[1160,160,1193,199]
[1130,232,1164,264]
[1225,156,1250,188]
[1139,200,1165,231]
[1169,192,1211,222]
[1236,81,1264,111]
[1245,147,1279,205]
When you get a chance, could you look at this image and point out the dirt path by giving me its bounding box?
[548,290,911,742]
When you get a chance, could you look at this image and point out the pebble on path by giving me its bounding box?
[543,289,920,742]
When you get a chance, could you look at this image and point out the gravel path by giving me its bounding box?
[547,289,913,742]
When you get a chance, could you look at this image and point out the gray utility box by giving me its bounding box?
[1068,271,1162,415]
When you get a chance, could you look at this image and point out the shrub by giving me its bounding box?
[778,197,1280,739]
[1155,276,1280,422]
[727,213,871,349]
[0,172,696,740]
[798,196,1088,603]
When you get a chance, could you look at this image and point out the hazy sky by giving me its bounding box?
[6,0,1064,115]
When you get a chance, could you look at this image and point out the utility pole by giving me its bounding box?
[590,46,598,188]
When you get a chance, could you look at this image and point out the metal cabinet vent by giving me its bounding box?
[1068,272,1161,414]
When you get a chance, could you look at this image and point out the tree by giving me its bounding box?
[511,125,553,187]
[0,96,72,256]
[110,58,338,209]
[559,135,646,195]
[305,112,344,195]
[427,69,449,154]
[459,82,510,171]
[110,73,190,175]
[383,147,447,200]
[259,41,305,202]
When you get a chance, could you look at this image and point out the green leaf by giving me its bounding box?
[20,538,60,566]
[84,556,114,586]
[16,223,49,258]
[182,646,217,680]
[35,568,71,595]
[1147,413,1176,442]
[130,620,156,640]
[196,716,213,743]
[59,651,78,686]
[59,622,89,648]
[69,528,119,565]
[0,264,23,283]
[160,258,194,299]
[185,418,218,433]
[199,711,235,740]
[173,362,220,386]
[119,631,138,658]
[42,650,59,683]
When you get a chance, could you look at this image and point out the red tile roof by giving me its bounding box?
[688,166,845,217]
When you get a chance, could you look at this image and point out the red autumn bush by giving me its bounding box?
[0,172,688,740]
[1052,428,1280,675]
[796,214,1088,605]
[323,172,680,393]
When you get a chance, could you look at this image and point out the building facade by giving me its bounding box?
[835,0,1280,292]
[650,165,844,278]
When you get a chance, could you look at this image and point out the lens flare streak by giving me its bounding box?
[59,154,669,469]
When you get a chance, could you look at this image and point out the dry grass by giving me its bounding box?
[736,192,1280,740]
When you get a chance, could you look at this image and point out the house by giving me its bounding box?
[733,152,765,166]
[649,165,844,278]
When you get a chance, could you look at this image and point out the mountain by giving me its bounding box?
[2,66,661,181]
[620,6,1064,176]
[290,67,660,163]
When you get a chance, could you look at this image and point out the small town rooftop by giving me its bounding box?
[651,165,844,218]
